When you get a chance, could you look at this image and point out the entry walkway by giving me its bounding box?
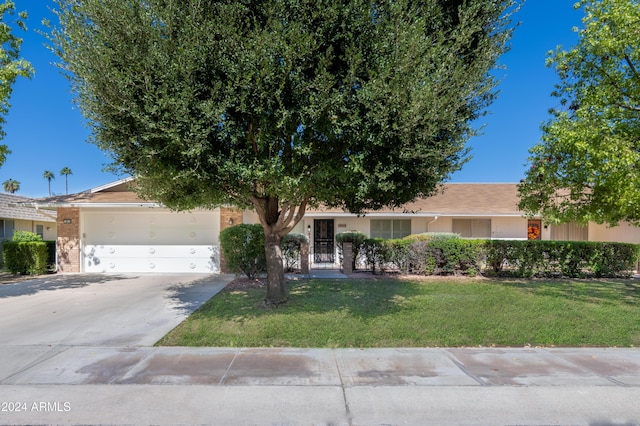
[287,268,348,280]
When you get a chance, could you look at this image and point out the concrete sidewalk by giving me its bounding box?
[1,346,640,425]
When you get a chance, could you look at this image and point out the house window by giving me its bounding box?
[370,219,411,239]
[452,219,491,238]
[0,219,15,240]
[36,224,44,239]
[551,222,588,241]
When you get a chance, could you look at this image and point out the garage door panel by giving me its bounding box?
[85,244,218,258]
[81,209,221,273]
[83,245,220,273]
[83,210,219,246]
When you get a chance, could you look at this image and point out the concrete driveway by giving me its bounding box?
[0,273,234,346]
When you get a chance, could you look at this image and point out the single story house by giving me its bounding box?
[19,178,640,273]
[0,193,57,241]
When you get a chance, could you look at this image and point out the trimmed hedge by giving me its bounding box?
[355,237,640,278]
[485,240,640,278]
[219,224,266,278]
[3,241,49,275]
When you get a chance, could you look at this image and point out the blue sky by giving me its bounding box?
[1,0,582,198]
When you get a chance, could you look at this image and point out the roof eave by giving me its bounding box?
[13,201,164,210]
[303,211,529,218]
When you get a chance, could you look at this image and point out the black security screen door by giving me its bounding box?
[313,219,335,263]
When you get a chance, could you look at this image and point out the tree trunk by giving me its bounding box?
[264,231,287,306]
[251,194,308,307]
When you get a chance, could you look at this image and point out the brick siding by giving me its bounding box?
[57,207,81,272]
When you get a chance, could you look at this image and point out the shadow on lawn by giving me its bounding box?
[210,278,424,320]
[495,278,640,307]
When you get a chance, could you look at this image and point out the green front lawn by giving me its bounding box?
[157,277,640,348]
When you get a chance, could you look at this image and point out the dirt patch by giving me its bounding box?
[0,271,52,285]
[223,276,267,292]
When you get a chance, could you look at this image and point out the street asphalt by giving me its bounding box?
[0,272,639,425]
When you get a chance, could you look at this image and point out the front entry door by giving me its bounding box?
[528,219,542,240]
[314,219,335,263]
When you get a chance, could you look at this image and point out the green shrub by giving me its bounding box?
[384,239,412,273]
[3,241,48,275]
[12,231,42,242]
[219,224,266,278]
[483,240,639,278]
[336,231,367,270]
[282,233,309,272]
[484,240,514,274]
[356,235,639,278]
[419,239,484,276]
[403,232,460,242]
[407,241,437,275]
[361,238,388,275]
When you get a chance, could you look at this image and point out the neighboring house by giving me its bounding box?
[0,193,57,242]
[18,179,640,273]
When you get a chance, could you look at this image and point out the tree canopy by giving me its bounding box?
[51,0,518,304]
[518,0,640,226]
[2,177,19,193]
[0,1,33,168]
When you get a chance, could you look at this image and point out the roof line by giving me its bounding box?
[14,201,163,209]
[90,176,135,193]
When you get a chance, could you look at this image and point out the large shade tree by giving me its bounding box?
[519,0,640,226]
[0,1,33,168]
[51,0,518,305]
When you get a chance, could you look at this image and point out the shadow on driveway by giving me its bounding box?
[0,274,134,299]
[164,275,233,316]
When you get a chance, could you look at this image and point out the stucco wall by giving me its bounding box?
[13,219,57,241]
[588,222,640,244]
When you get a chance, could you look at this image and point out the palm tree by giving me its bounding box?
[43,170,55,196]
[60,166,72,194]
[2,178,20,194]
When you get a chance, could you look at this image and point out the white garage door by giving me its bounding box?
[82,209,220,273]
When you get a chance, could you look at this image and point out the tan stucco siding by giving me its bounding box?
[588,222,640,244]
[13,219,57,241]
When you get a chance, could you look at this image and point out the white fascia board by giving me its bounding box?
[76,202,164,208]
[304,212,526,218]
[90,176,136,193]
[13,201,163,209]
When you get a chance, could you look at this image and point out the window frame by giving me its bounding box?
[370,219,412,239]
[452,218,492,239]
